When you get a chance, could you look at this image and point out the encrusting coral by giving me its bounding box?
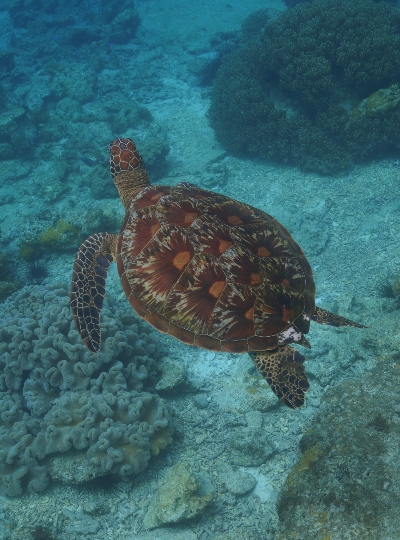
[209,0,400,173]
[0,283,173,496]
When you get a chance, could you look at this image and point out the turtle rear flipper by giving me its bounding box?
[249,345,309,409]
[312,306,366,328]
[70,233,118,352]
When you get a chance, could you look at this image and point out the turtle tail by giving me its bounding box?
[312,306,366,328]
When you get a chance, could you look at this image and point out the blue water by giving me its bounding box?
[0,0,400,538]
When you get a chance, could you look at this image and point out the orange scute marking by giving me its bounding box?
[282,307,295,322]
[281,278,290,287]
[245,307,254,321]
[227,215,244,226]
[208,280,225,298]
[150,223,160,236]
[250,273,261,285]
[151,192,164,202]
[257,246,270,257]
[218,240,232,254]
[121,150,131,161]
[184,212,199,225]
[173,250,191,271]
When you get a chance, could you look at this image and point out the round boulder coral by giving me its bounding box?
[209,0,400,173]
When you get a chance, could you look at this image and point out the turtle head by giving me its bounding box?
[108,137,150,208]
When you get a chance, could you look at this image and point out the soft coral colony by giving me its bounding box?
[0,284,173,496]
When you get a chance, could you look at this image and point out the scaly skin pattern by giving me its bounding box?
[250,346,309,408]
[109,137,144,179]
[70,232,118,352]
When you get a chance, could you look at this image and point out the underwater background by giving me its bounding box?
[0,0,400,538]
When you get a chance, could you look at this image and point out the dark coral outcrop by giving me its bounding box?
[209,0,400,173]
[274,357,400,539]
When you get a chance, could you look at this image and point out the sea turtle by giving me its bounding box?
[70,138,364,408]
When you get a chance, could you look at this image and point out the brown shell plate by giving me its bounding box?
[116,182,315,353]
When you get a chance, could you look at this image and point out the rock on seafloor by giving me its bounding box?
[220,469,257,496]
[210,530,262,540]
[143,461,214,529]
[129,531,198,540]
[155,356,188,393]
[274,356,400,539]
[48,453,106,484]
[227,426,276,466]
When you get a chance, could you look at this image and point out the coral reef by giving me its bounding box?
[392,274,400,297]
[193,10,268,88]
[0,283,173,496]
[80,206,122,239]
[0,0,168,184]
[274,357,400,539]
[134,125,170,180]
[354,84,400,118]
[209,0,400,173]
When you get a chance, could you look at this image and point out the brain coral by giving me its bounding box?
[209,0,400,173]
[0,283,173,496]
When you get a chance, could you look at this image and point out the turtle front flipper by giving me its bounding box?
[70,232,118,352]
[312,306,366,328]
[249,345,309,409]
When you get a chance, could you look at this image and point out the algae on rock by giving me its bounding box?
[274,356,400,539]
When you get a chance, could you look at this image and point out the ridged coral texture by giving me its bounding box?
[0,283,173,496]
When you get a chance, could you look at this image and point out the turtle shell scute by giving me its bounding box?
[129,185,172,211]
[155,195,203,228]
[119,183,315,352]
[231,223,295,258]
[198,198,263,227]
[124,225,196,312]
[163,252,226,334]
